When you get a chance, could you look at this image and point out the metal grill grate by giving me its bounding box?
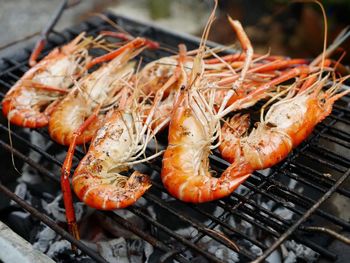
[0,13,350,263]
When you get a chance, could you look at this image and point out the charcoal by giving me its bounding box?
[43,195,85,223]
[319,231,350,263]
[47,240,92,263]
[128,239,145,263]
[207,242,239,263]
[284,240,319,262]
[33,225,57,253]
[95,210,145,239]
[97,237,129,263]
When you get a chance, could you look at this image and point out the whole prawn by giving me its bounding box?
[71,72,181,209]
[219,74,350,173]
[219,12,350,171]
[2,33,95,128]
[161,1,257,202]
[59,48,186,242]
[46,37,155,240]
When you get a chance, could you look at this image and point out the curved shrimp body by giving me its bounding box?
[2,33,90,128]
[49,53,135,146]
[161,92,251,203]
[72,110,151,210]
[219,79,346,170]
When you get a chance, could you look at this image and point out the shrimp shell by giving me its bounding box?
[72,110,151,210]
[2,33,90,128]
[219,78,350,171]
[161,92,250,203]
[49,52,136,146]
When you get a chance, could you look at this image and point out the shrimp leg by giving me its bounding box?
[86,37,156,69]
[60,108,100,241]
[22,81,70,94]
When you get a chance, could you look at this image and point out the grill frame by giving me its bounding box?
[0,13,350,263]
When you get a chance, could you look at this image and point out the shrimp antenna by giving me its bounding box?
[312,0,327,77]
[133,57,144,107]
[296,0,350,73]
[7,118,23,177]
[292,1,327,75]
[89,13,132,37]
[312,29,350,67]
[191,0,218,83]
[90,13,176,53]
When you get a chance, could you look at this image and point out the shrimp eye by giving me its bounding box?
[320,98,326,104]
[266,122,277,128]
[180,85,186,90]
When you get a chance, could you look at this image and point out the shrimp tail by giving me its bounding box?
[221,162,252,193]
[2,101,51,128]
[162,145,252,203]
[73,170,151,210]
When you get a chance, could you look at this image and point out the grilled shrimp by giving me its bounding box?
[162,85,252,202]
[2,33,94,128]
[161,1,257,202]
[219,76,350,172]
[60,47,185,240]
[219,27,350,166]
[49,37,150,146]
[71,94,167,210]
[72,109,152,210]
[160,67,333,203]
[70,43,186,209]
[162,66,346,203]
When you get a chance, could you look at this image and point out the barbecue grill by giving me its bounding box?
[0,13,350,263]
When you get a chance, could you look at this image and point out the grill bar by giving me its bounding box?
[147,181,261,256]
[129,206,224,263]
[0,182,109,263]
[291,162,350,196]
[0,138,58,183]
[252,168,350,263]
[0,124,63,167]
[218,199,339,260]
[0,13,349,262]
[144,192,254,259]
[103,211,191,263]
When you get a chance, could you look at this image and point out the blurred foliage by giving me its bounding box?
[273,0,350,8]
[270,0,350,24]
